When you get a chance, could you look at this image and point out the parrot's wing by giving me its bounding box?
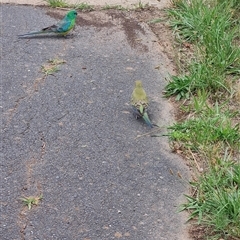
[41,24,58,32]
[55,19,72,33]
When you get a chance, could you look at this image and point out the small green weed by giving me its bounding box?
[148,18,163,24]
[164,75,191,100]
[20,195,43,210]
[134,1,149,10]
[41,58,66,76]
[44,0,68,8]
[44,0,93,11]
[73,2,94,11]
[102,4,127,10]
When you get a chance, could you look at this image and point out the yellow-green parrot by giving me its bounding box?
[131,80,153,128]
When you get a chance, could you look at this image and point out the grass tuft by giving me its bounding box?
[180,158,240,238]
[44,0,94,11]
[101,4,127,10]
[165,0,240,238]
[168,106,240,152]
[134,1,149,10]
[72,2,94,11]
[20,195,43,210]
[165,0,240,100]
[41,58,66,76]
[44,0,68,8]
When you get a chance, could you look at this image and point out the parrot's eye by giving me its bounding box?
[74,12,77,15]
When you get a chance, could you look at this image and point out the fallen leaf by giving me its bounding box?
[121,111,130,114]
[114,232,122,238]
[177,172,182,179]
[126,67,134,71]
[183,42,191,48]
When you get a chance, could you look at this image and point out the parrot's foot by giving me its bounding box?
[65,33,75,39]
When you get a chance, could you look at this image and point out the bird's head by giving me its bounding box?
[135,80,143,88]
[66,10,78,20]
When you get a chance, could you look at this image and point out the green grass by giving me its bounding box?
[101,4,127,10]
[165,0,240,100]
[20,195,43,210]
[41,58,66,76]
[148,18,163,24]
[168,101,240,153]
[72,2,94,11]
[44,0,94,11]
[134,1,149,10]
[44,0,68,8]
[180,158,240,238]
[165,0,240,239]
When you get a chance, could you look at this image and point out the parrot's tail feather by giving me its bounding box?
[143,113,153,128]
[18,31,45,37]
[132,106,142,118]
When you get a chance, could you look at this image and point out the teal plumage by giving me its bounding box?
[18,10,78,37]
[131,80,153,128]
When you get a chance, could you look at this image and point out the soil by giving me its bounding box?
[2,0,171,9]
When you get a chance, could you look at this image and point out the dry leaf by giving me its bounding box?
[114,232,122,238]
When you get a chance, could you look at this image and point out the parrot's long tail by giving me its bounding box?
[18,31,46,38]
[143,112,153,128]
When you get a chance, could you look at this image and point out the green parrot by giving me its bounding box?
[18,10,78,37]
[131,80,153,128]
